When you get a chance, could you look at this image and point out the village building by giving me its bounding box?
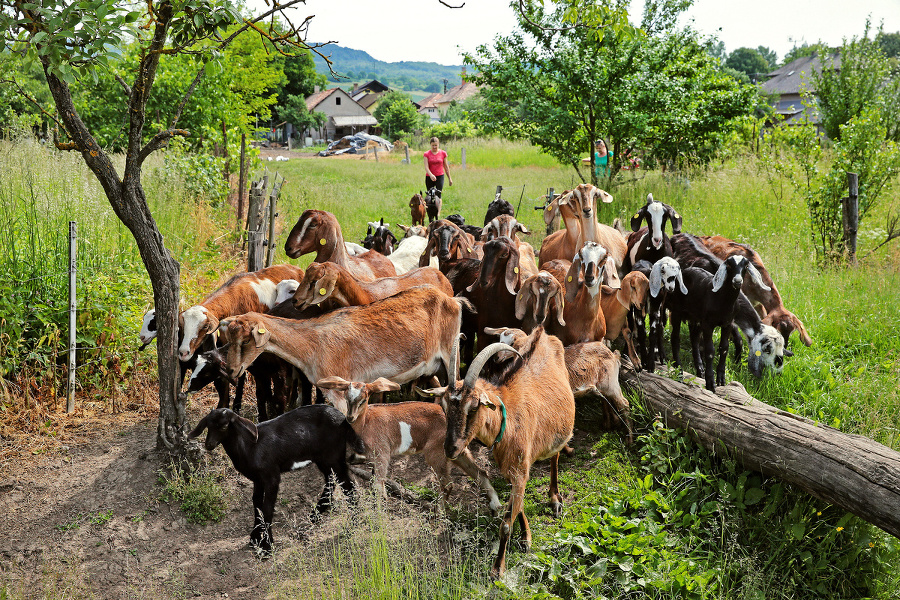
[304,87,377,142]
[759,52,841,134]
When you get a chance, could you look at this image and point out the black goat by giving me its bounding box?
[371,224,397,256]
[446,213,485,238]
[664,255,768,392]
[630,257,687,371]
[483,192,514,225]
[190,406,361,554]
[623,193,682,272]
[425,188,442,222]
[670,232,787,377]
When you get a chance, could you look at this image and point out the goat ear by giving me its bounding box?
[630,207,645,232]
[565,255,581,304]
[419,235,436,267]
[504,252,520,296]
[231,414,259,443]
[414,386,446,398]
[712,262,728,292]
[514,283,532,321]
[551,291,566,327]
[309,270,338,305]
[399,224,409,232]
[603,257,620,288]
[616,283,632,310]
[649,264,663,298]
[595,188,614,204]
[479,391,496,408]
[557,191,573,206]
[676,268,688,295]
[666,206,683,234]
[316,376,351,391]
[188,414,210,439]
[368,377,401,394]
[251,323,271,348]
[480,223,493,242]
[746,263,771,291]
[218,317,235,335]
[515,222,531,236]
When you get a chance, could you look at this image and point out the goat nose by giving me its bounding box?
[732,275,743,288]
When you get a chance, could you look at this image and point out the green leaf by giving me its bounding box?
[743,487,765,506]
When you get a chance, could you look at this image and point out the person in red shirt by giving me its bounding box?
[423,136,453,198]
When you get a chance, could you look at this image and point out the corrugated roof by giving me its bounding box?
[332,115,378,126]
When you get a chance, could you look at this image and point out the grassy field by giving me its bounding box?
[2,135,900,598]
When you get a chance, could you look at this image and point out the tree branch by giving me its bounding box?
[138,128,190,165]
[1,77,65,131]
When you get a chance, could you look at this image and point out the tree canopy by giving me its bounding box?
[465,0,755,185]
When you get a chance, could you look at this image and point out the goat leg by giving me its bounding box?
[688,321,704,377]
[493,481,526,577]
[250,477,279,554]
[450,450,502,516]
[703,328,716,392]
[548,452,563,518]
[716,324,731,387]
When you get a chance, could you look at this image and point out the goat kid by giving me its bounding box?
[317,376,502,513]
[623,193,683,271]
[409,192,427,227]
[190,406,360,554]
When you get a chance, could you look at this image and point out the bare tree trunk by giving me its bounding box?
[621,366,900,539]
[40,2,187,450]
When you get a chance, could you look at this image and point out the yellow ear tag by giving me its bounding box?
[319,288,327,295]
[634,213,640,219]
[567,275,573,282]
[675,213,681,219]
[468,247,473,253]
[755,350,762,357]
[319,238,327,245]
[258,327,267,334]
[514,267,519,274]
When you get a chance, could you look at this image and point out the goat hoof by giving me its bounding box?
[550,499,563,518]
[250,525,273,557]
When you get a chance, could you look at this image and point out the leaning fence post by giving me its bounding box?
[461,147,466,170]
[842,172,859,266]
[67,221,76,413]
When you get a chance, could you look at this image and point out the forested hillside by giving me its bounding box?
[312,44,464,92]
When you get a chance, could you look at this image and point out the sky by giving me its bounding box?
[268,0,900,67]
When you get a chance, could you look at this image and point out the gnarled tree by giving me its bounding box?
[0,0,335,449]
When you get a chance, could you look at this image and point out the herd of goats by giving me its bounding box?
[138,183,812,575]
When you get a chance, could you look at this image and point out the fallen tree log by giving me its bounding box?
[621,366,900,539]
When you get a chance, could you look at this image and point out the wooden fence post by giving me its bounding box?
[461,147,466,170]
[404,145,410,164]
[265,174,284,267]
[67,221,76,413]
[237,133,246,222]
[842,172,859,265]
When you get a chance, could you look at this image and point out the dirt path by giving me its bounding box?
[0,388,499,599]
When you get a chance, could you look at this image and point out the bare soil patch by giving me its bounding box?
[0,385,509,599]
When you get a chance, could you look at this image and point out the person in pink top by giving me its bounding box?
[423,136,453,198]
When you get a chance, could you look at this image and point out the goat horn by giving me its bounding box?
[463,343,520,389]
[448,333,461,388]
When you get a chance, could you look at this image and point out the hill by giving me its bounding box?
[312,44,465,93]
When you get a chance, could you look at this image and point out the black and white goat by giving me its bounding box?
[190,406,361,554]
[671,232,787,377]
[630,257,687,371]
[664,255,770,392]
[623,193,682,272]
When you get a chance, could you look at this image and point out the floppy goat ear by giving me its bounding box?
[316,376,352,391]
[630,206,646,232]
[514,282,533,321]
[251,322,271,348]
[665,205,683,234]
[309,269,338,305]
[712,261,729,292]
[188,414,211,439]
[367,377,401,394]
[504,250,521,296]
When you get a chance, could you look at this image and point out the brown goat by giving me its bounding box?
[600,270,650,368]
[219,286,466,387]
[292,261,453,311]
[284,209,396,282]
[697,235,811,347]
[178,264,304,361]
[418,327,575,576]
[547,242,608,346]
[317,376,502,513]
[514,271,566,332]
[487,326,632,444]
[409,192,427,227]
